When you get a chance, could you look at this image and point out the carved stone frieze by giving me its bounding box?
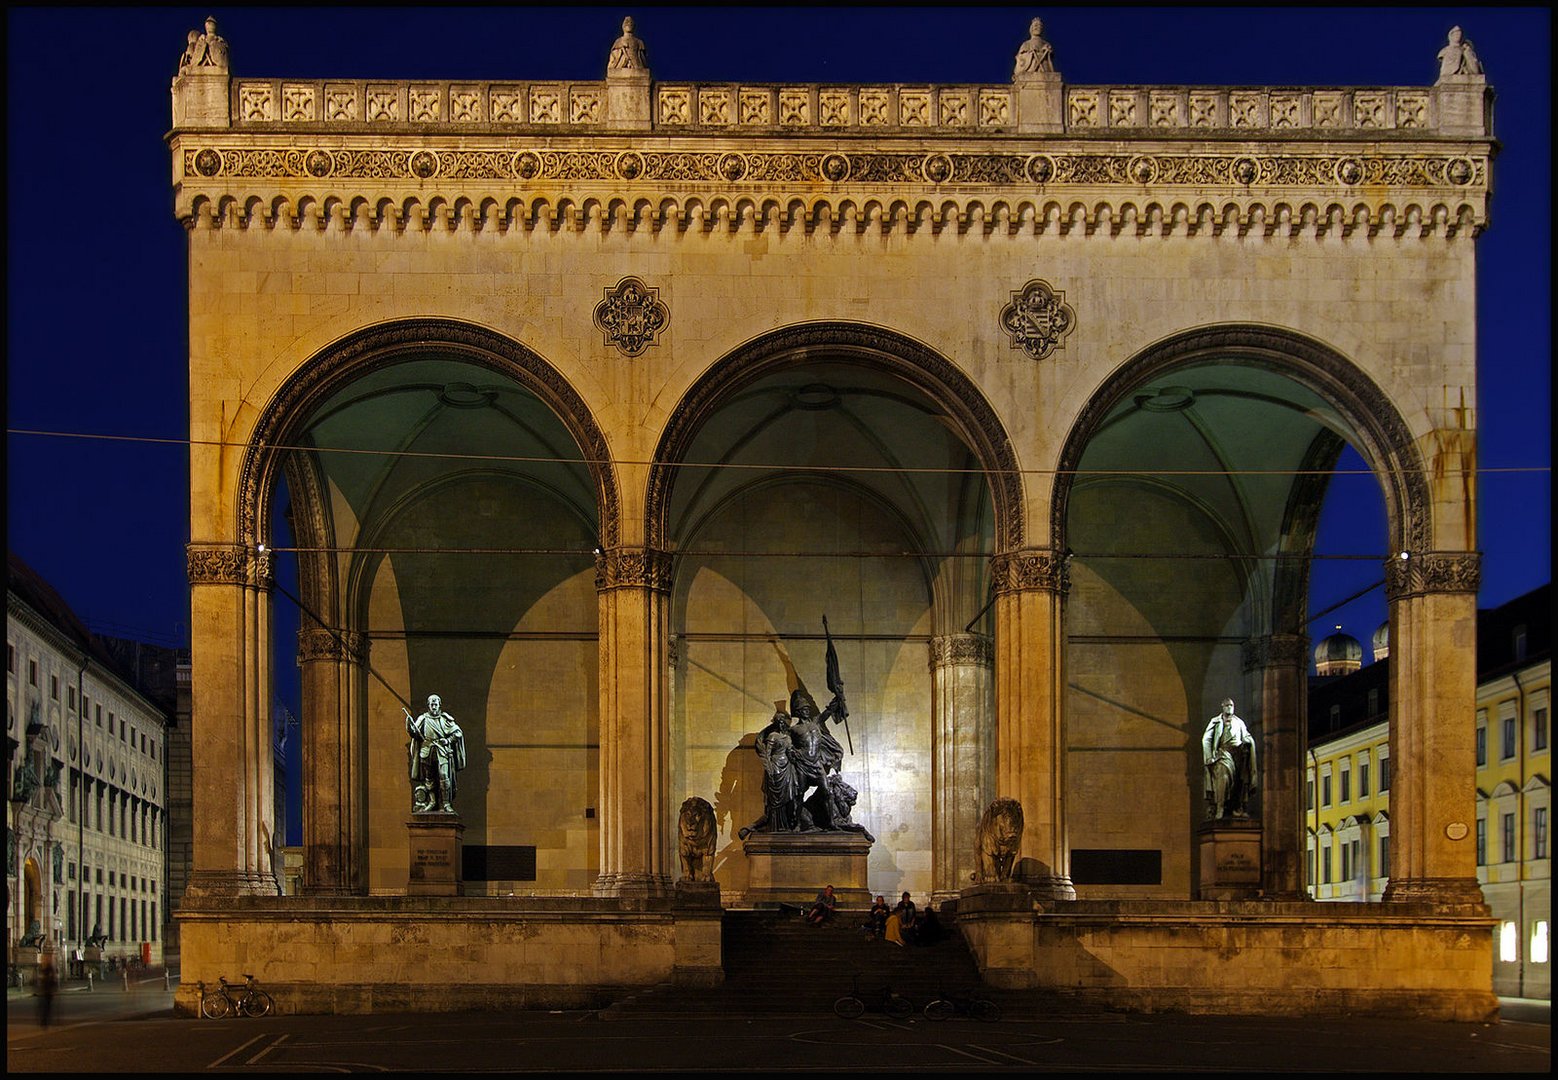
[1240,633,1309,672]
[593,276,669,357]
[297,626,370,664]
[928,633,995,670]
[1000,279,1076,361]
[595,546,675,593]
[1383,551,1481,601]
[990,549,1069,596]
[187,544,270,588]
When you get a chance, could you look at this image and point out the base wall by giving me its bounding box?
[956,893,1498,1021]
[174,897,722,1015]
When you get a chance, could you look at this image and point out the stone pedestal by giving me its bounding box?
[741,832,872,907]
[1197,819,1262,900]
[407,814,464,896]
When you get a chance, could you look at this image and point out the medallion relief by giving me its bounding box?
[593,276,669,358]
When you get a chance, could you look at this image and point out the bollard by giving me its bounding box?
[123,969,130,992]
[164,969,171,991]
[86,970,94,992]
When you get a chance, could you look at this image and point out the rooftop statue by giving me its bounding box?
[1014,17,1056,78]
[1436,26,1483,79]
[178,15,230,75]
[607,16,649,76]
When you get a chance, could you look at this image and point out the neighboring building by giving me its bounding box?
[1308,584,1551,999]
[7,553,174,969]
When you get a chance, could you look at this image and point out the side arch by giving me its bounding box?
[644,322,1025,552]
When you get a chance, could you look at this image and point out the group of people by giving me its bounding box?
[803,886,942,947]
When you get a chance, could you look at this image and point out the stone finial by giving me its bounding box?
[1013,16,1056,80]
[607,16,649,77]
[1436,25,1483,81]
[178,14,230,75]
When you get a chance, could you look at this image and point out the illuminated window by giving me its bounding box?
[1500,920,1519,963]
[1533,921,1550,965]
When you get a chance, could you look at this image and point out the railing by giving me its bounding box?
[1064,85,1437,133]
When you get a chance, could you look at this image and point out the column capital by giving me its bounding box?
[595,545,674,593]
[1383,551,1481,601]
[990,548,1070,597]
[928,632,995,671]
[186,543,273,589]
[1240,633,1309,672]
[297,627,370,664]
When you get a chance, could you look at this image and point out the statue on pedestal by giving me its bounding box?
[1014,17,1056,78]
[677,796,717,882]
[607,16,648,75]
[740,617,874,842]
[1201,698,1257,820]
[405,694,465,814]
[1436,26,1483,79]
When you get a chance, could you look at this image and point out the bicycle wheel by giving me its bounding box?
[241,990,274,1018]
[884,993,914,1020]
[923,998,955,1022]
[833,995,866,1019]
[200,991,231,1019]
[971,997,1002,1022]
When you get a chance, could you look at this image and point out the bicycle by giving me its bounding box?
[832,974,913,1020]
[199,974,274,1018]
[922,985,1001,1022]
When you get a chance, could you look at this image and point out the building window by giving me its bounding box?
[1535,807,1548,860]
[1502,812,1517,863]
[1351,838,1362,882]
[1322,846,1332,884]
[51,674,59,700]
[6,643,13,673]
[1308,848,1316,887]
[1502,715,1517,760]
[68,686,75,710]
[29,659,38,686]
[1476,818,1487,865]
[1500,920,1519,963]
[1307,778,1315,810]
[1321,774,1332,808]
[1379,756,1390,791]
[1340,766,1351,803]
[152,902,158,941]
[95,704,102,727]
[1329,704,1341,726]
[1359,760,1370,798]
[1476,724,1487,766]
[1379,833,1389,877]
[1341,842,1351,881]
[1533,922,1550,965]
[68,903,76,940]
[1513,625,1528,661]
[1535,707,1549,752]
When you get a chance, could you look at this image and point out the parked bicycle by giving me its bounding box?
[922,985,1001,1022]
[832,974,913,1020]
[199,974,274,1018]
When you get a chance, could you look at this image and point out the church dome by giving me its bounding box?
[1314,626,1364,677]
[1371,621,1390,662]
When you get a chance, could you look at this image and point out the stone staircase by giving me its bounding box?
[601,906,997,1019]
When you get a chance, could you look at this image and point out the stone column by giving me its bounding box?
[184,545,276,897]
[593,547,673,897]
[296,626,367,894]
[1242,633,1309,898]
[1381,552,1485,906]
[990,549,1075,899]
[930,632,994,900]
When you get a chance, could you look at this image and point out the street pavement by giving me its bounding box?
[7,977,1551,1073]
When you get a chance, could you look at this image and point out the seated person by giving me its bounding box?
[915,905,945,946]
[893,891,919,943]
[805,884,838,925]
[862,894,890,937]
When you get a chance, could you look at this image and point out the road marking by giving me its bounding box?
[247,1033,289,1065]
[937,1043,1005,1065]
[207,1033,266,1069]
[969,1042,1040,1065]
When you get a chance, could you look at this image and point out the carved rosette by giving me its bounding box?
[1384,551,1481,601]
[999,279,1076,361]
[595,546,675,593]
[928,632,995,671]
[1240,633,1309,672]
[593,276,669,358]
[990,549,1070,596]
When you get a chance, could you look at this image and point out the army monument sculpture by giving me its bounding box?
[1201,698,1258,820]
[740,617,874,842]
[405,694,466,814]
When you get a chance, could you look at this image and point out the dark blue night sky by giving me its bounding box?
[6,8,1550,842]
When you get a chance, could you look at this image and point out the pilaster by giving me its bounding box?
[929,632,994,900]
[1241,633,1308,898]
[297,626,368,894]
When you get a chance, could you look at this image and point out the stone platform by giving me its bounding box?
[741,831,873,906]
[1196,818,1262,900]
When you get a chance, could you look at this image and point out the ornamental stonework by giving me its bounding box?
[929,633,995,670]
[990,549,1070,596]
[186,544,247,585]
[593,277,668,358]
[1241,634,1309,672]
[297,627,370,664]
[595,547,675,593]
[1384,552,1482,600]
[1000,279,1076,361]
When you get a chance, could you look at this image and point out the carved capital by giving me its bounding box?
[990,548,1069,596]
[1241,633,1309,672]
[186,544,247,586]
[1383,551,1481,601]
[595,546,675,593]
[928,632,995,671]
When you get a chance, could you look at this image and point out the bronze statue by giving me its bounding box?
[405,694,466,814]
[1202,698,1258,819]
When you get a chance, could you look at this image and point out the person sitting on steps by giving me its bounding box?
[862,894,890,937]
[805,884,838,925]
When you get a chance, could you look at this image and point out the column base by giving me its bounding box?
[593,871,673,898]
[1382,876,1488,909]
[184,870,280,898]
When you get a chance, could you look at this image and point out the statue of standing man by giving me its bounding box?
[1201,698,1257,820]
[405,694,465,814]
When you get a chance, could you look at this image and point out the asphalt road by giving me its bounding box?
[7,981,1551,1073]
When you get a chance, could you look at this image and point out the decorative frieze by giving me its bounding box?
[990,549,1070,597]
[929,633,995,670]
[297,627,370,664]
[1240,633,1309,672]
[594,546,675,593]
[1383,552,1481,601]
[186,544,247,586]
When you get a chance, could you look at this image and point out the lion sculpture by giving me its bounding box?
[677,796,717,882]
[975,797,1024,883]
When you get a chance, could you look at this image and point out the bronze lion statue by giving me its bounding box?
[975,797,1024,883]
[677,796,717,882]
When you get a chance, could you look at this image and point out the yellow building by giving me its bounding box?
[1308,584,1551,999]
